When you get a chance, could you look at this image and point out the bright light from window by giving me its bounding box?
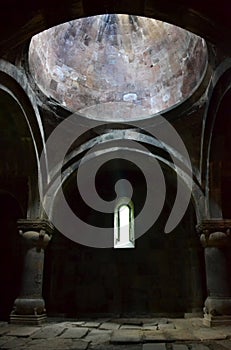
[119,205,130,245]
[114,201,135,248]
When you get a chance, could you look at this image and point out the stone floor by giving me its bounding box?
[0,317,231,349]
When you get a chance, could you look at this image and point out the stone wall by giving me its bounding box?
[43,166,204,317]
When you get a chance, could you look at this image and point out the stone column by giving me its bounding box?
[197,219,231,326]
[10,219,53,325]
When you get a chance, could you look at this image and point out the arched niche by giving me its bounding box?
[210,89,231,219]
[0,84,43,319]
[43,157,205,317]
[0,77,43,218]
[205,80,231,218]
[201,65,231,218]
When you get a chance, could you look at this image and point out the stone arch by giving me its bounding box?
[0,61,47,217]
[43,147,205,316]
[201,62,231,218]
[43,128,205,227]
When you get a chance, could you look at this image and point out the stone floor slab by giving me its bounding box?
[89,345,142,350]
[84,329,112,345]
[172,345,188,350]
[99,322,120,330]
[60,327,89,338]
[173,320,191,329]
[142,343,166,350]
[0,336,12,346]
[3,318,231,350]
[142,325,158,331]
[72,322,86,326]
[0,322,7,327]
[26,338,77,348]
[13,347,43,350]
[110,329,142,343]
[214,339,231,349]
[114,319,143,326]
[7,326,39,337]
[157,324,176,330]
[25,338,48,345]
[70,339,89,349]
[190,345,210,350]
[65,322,86,327]
[83,322,101,328]
[120,325,143,330]
[190,318,204,327]
[0,325,12,336]
[193,328,227,341]
[0,337,29,349]
[143,330,167,342]
[163,329,198,341]
[31,325,66,338]
[142,319,168,326]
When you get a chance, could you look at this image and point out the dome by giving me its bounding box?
[29,14,208,121]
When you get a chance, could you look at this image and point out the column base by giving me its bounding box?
[203,313,231,327]
[10,313,47,325]
[204,296,231,315]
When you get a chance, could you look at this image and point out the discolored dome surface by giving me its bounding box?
[29,14,207,121]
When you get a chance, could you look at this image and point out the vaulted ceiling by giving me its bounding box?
[0,0,230,59]
[29,15,207,120]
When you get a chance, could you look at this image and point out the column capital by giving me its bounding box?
[17,219,54,250]
[196,219,231,247]
[17,219,54,234]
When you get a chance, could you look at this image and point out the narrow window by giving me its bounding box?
[114,199,135,248]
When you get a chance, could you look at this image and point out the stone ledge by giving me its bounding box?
[203,314,231,327]
[10,313,47,325]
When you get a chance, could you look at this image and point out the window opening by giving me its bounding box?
[114,199,135,248]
